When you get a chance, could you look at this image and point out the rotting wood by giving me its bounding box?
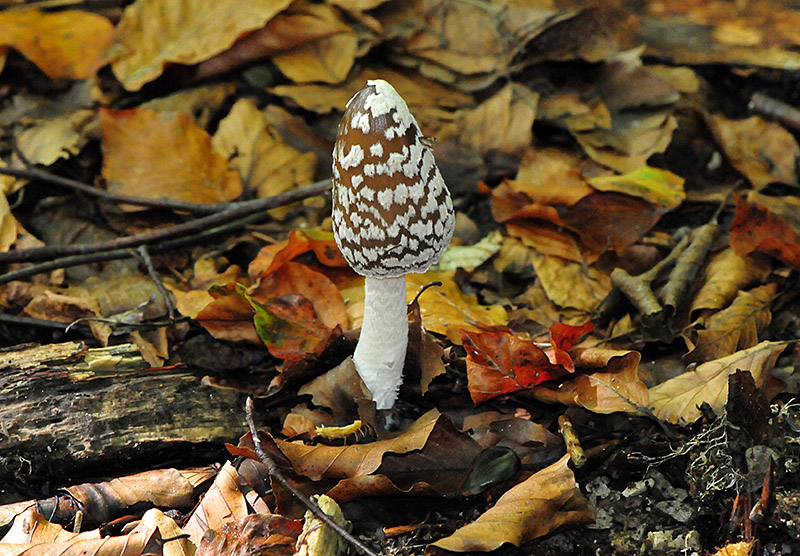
[0,341,249,484]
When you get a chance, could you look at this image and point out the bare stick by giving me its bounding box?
[244,398,379,556]
[0,166,229,215]
[0,211,265,285]
[136,245,176,318]
[0,179,331,265]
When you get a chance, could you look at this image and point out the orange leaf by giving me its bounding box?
[546,321,594,372]
[0,9,114,79]
[249,229,348,280]
[461,329,567,405]
[730,195,800,268]
[100,108,242,208]
[432,454,594,552]
[195,283,260,344]
[251,262,348,331]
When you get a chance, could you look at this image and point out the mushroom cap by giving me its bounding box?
[331,79,455,278]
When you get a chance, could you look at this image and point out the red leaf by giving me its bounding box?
[461,329,567,405]
[730,195,800,268]
[545,321,594,372]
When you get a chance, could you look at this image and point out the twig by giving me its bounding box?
[136,245,176,318]
[0,312,89,330]
[0,179,331,265]
[244,398,379,556]
[0,211,265,285]
[0,166,230,215]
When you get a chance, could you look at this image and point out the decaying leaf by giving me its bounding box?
[432,455,594,552]
[690,249,771,317]
[684,284,776,363]
[649,341,788,424]
[531,347,649,414]
[730,195,800,269]
[100,108,243,208]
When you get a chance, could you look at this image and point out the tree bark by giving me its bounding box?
[0,341,249,485]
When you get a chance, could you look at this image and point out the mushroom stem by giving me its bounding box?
[353,275,408,409]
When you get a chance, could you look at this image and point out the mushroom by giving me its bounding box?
[331,79,455,410]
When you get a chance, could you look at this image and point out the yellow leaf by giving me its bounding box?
[407,271,508,344]
[459,83,538,155]
[588,166,685,209]
[691,249,771,316]
[649,341,788,424]
[530,252,611,312]
[212,98,316,217]
[110,0,292,91]
[0,9,114,79]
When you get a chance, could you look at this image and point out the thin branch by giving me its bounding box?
[136,245,176,318]
[0,211,266,285]
[244,398,379,556]
[0,179,332,265]
[0,166,231,214]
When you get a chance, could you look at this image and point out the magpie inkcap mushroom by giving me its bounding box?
[331,79,455,409]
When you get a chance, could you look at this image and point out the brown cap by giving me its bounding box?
[332,80,455,278]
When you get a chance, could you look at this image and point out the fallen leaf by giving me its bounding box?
[248,229,349,280]
[212,98,316,210]
[458,83,538,155]
[649,341,788,424]
[406,271,508,344]
[531,347,649,414]
[588,166,685,209]
[0,9,114,79]
[182,462,253,547]
[529,252,611,312]
[730,195,800,268]
[432,454,594,552]
[195,513,301,556]
[684,284,776,364]
[195,283,260,344]
[15,109,96,167]
[0,508,100,544]
[251,262,348,332]
[461,329,566,405]
[690,249,771,317]
[432,230,503,272]
[110,0,292,91]
[100,108,243,208]
[707,113,799,189]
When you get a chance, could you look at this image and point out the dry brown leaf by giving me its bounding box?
[16,109,96,167]
[406,271,508,344]
[195,513,301,556]
[707,114,799,189]
[110,0,292,91]
[182,462,250,547]
[531,348,648,414]
[0,9,114,79]
[0,508,100,544]
[0,526,160,556]
[649,341,788,424]
[139,83,237,128]
[0,190,17,253]
[139,509,194,556]
[432,454,594,552]
[529,252,611,312]
[212,98,316,212]
[684,284,776,364]
[458,83,538,155]
[270,2,358,84]
[100,108,242,207]
[691,249,771,317]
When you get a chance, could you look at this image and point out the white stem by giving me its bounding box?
[353,276,408,409]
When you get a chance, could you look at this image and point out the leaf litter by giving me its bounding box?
[0,1,799,556]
